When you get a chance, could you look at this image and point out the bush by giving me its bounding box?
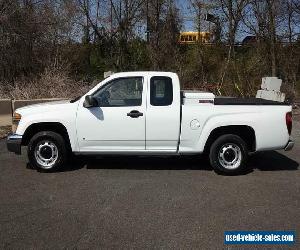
[0,66,96,100]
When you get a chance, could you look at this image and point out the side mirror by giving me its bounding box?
[83,95,98,108]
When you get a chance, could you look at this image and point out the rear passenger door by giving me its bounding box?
[145,76,181,151]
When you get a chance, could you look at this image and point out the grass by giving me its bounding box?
[0,126,11,138]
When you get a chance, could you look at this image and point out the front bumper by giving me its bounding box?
[7,134,22,155]
[284,140,294,151]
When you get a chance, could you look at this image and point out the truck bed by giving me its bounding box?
[214,97,290,106]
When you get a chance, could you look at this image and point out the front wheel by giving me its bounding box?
[209,134,248,175]
[28,131,67,171]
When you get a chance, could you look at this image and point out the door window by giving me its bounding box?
[93,77,143,107]
[150,76,173,106]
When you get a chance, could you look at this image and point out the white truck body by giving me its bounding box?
[7,72,294,174]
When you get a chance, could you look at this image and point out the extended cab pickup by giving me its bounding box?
[7,72,294,174]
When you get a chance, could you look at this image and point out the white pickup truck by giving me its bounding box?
[7,72,294,174]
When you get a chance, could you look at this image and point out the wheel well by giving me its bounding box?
[22,122,71,150]
[204,125,256,152]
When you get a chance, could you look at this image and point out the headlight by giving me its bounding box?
[12,112,22,133]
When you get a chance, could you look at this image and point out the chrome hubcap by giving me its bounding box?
[34,141,58,169]
[218,143,242,170]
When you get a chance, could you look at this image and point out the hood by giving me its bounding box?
[15,99,71,115]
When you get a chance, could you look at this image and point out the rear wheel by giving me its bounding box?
[28,131,67,171]
[209,134,248,175]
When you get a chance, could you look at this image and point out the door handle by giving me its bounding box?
[127,110,143,118]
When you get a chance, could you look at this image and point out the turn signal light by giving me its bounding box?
[12,112,22,133]
[12,112,22,123]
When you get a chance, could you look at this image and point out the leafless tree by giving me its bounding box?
[214,0,249,89]
[146,0,181,70]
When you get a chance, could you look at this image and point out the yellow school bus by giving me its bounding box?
[179,31,211,44]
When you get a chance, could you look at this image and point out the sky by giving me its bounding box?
[176,0,219,33]
[177,0,197,31]
[176,0,300,42]
[176,0,251,42]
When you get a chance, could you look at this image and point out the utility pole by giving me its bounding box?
[119,0,122,22]
[110,0,113,35]
[205,13,220,43]
[94,0,100,42]
[267,0,277,76]
[197,1,202,43]
[146,0,150,43]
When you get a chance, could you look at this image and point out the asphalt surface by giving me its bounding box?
[0,122,300,249]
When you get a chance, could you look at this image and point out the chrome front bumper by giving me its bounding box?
[284,140,294,151]
[7,134,22,155]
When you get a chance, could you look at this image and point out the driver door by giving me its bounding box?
[76,77,146,152]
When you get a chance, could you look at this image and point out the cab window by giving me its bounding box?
[93,77,143,107]
[150,76,173,106]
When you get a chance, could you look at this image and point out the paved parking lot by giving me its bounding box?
[0,122,299,249]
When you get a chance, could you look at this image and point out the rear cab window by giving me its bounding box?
[150,76,173,106]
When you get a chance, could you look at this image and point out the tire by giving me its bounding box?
[27,131,67,171]
[209,134,248,175]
